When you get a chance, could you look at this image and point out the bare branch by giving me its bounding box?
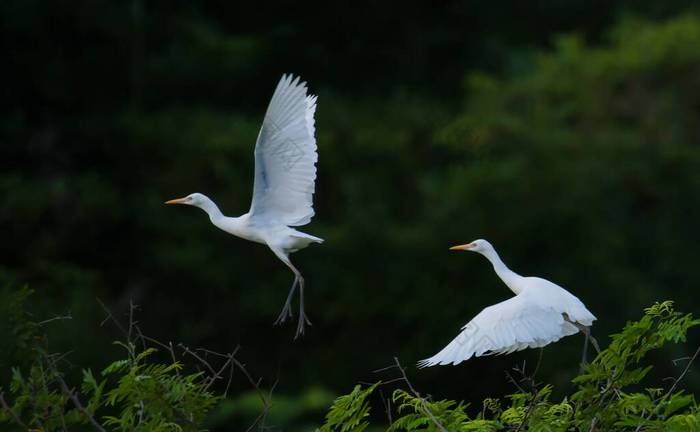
[504,370,527,394]
[96,298,127,336]
[57,374,106,432]
[392,357,448,432]
[663,345,700,398]
[38,314,73,326]
[0,392,28,429]
[379,388,393,425]
[589,416,598,432]
[178,343,218,377]
[635,344,700,431]
[128,300,138,344]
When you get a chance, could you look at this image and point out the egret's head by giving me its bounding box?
[449,239,492,254]
[165,192,207,207]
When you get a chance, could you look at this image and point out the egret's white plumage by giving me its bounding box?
[418,239,596,367]
[250,75,319,227]
[166,74,322,338]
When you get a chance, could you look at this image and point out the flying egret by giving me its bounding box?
[166,74,323,338]
[418,239,597,367]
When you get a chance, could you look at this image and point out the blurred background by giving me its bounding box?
[2,1,700,430]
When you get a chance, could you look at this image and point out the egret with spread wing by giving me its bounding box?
[419,239,597,367]
[166,74,323,338]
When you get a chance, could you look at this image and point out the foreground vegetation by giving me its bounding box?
[2,288,698,431]
[319,301,700,431]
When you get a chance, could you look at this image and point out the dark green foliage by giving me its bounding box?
[316,301,700,431]
[0,294,221,431]
[571,301,700,430]
[1,296,700,430]
[100,343,219,431]
[317,383,379,432]
[0,286,39,368]
[0,344,219,432]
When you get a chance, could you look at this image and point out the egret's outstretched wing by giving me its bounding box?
[249,74,318,226]
[418,292,579,367]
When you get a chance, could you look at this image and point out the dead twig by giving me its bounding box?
[662,345,700,399]
[634,345,700,432]
[97,298,128,336]
[181,344,271,431]
[379,388,393,425]
[38,314,73,326]
[510,349,544,432]
[57,377,106,432]
[392,357,448,432]
[0,392,28,429]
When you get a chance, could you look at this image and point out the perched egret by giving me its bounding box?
[419,239,597,367]
[166,74,323,338]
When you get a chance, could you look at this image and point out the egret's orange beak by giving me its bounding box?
[450,243,474,251]
[165,197,189,205]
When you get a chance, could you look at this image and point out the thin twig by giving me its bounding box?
[509,350,545,432]
[59,400,68,432]
[360,377,406,387]
[504,370,527,394]
[245,379,278,432]
[379,389,393,425]
[635,345,700,432]
[514,391,538,432]
[663,345,700,398]
[97,298,127,336]
[589,416,598,432]
[392,357,448,432]
[38,314,73,326]
[231,356,274,432]
[0,392,28,429]
[372,364,398,373]
[178,344,218,377]
[131,320,148,352]
[203,353,234,392]
[57,376,106,432]
[128,300,137,344]
[36,348,104,432]
[225,352,235,397]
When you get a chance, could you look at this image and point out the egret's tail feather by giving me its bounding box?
[290,229,323,242]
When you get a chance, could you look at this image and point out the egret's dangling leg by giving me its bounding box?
[271,248,311,338]
[580,334,589,369]
[564,315,600,367]
[295,275,312,338]
[274,275,298,325]
[579,324,600,354]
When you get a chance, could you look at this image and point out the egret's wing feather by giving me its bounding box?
[249,74,318,226]
[418,293,579,367]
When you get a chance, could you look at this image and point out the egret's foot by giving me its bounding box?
[274,275,299,326]
[293,276,311,339]
[273,302,294,326]
[294,311,312,340]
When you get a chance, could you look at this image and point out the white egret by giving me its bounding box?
[418,239,597,367]
[166,74,323,338]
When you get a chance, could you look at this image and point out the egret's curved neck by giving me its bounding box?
[195,196,223,221]
[481,247,523,295]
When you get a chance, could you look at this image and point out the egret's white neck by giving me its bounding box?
[480,247,524,295]
[194,195,223,222]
